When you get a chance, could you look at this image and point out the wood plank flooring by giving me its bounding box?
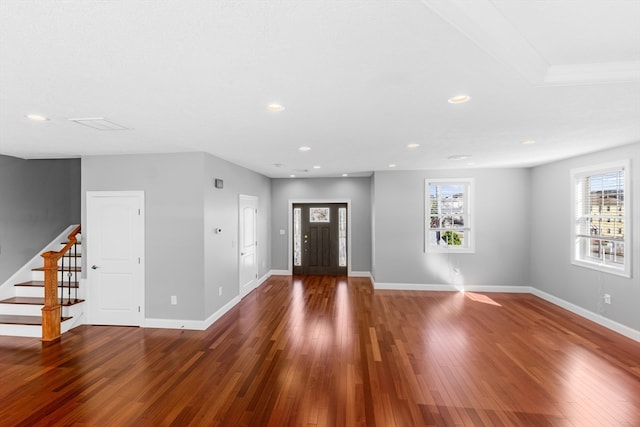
[1,275,639,426]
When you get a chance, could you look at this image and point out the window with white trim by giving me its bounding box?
[426,178,474,253]
[571,160,631,277]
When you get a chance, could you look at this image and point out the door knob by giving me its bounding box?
[91,265,99,270]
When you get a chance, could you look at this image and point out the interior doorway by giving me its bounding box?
[86,191,145,326]
[292,203,347,276]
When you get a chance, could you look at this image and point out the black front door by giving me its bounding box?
[293,203,347,276]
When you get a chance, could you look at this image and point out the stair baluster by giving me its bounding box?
[41,225,81,341]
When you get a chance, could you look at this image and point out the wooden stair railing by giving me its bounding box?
[41,225,81,341]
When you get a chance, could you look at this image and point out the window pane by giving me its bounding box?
[293,208,301,266]
[338,207,347,267]
[572,161,629,276]
[426,179,473,252]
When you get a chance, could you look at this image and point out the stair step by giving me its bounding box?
[0,297,85,306]
[32,266,81,272]
[0,314,72,326]
[15,280,79,288]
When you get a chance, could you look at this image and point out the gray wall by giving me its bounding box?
[203,154,271,316]
[372,168,531,286]
[271,177,372,273]
[530,142,640,331]
[82,152,271,322]
[0,155,80,284]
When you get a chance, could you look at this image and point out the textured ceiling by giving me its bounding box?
[1,0,638,178]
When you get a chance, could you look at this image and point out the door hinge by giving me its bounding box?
[138,306,141,312]
[255,273,258,278]
[138,209,141,215]
[138,257,141,264]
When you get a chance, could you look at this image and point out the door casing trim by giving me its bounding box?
[85,190,145,326]
[287,199,352,276]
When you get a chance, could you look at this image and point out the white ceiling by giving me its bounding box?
[1,0,638,178]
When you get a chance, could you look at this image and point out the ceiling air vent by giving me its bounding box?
[68,117,129,131]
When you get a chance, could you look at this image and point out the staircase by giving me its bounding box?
[0,226,85,339]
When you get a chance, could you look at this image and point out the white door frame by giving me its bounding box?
[86,190,145,326]
[239,194,259,297]
[287,199,352,275]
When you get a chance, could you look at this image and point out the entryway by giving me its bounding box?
[292,203,347,276]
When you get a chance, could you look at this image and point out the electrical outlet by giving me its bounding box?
[219,286,223,296]
[604,294,611,304]
[171,295,177,305]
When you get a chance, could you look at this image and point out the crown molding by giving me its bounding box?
[544,61,640,86]
[419,0,639,86]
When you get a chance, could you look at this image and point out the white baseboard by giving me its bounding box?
[267,270,373,278]
[144,272,276,331]
[145,295,242,330]
[269,269,290,276]
[531,288,640,343]
[373,280,639,343]
[0,224,79,300]
[349,271,372,278]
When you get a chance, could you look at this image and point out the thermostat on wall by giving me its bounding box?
[214,178,223,189]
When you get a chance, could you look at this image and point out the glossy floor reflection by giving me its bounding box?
[1,275,639,426]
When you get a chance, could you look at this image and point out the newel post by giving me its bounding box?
[41,251,61,342]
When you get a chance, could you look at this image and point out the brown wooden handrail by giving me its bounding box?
[41,225,81,341]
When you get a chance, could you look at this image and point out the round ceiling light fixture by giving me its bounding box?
[447,95,471,104]
[26,114,49,121]
[298,146,311,152]
[407,143,420,148]
[267,104,285,112]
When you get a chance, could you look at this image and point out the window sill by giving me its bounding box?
[571,259,631,278]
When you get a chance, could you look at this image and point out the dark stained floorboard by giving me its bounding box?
[0,275,639,426]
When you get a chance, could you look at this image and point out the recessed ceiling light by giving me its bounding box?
[289,174,296,178]
[521,140,536,145]
[26,114,48,121]
[388,164,397,168]
[299,146,311,152]
[267,104,285,112]
[448,95,471,104]
[407,143,420,148]
[342,173,349,177]
[313,165,321,169]
[448,154,471,160]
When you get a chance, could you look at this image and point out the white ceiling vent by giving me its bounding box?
[68,117,129,130]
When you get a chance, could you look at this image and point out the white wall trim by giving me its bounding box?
[269,269,291,276]
[373,281,640,343]
[144,271,273,331]
[287,199,352,275]
[349,271,372,278]
[0,224,79,300]
[145,295,242,330]
[531,288,640,343]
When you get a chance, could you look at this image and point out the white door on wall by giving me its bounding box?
[86,191,145,326]
[239,195,258,297]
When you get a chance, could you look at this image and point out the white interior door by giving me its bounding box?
[239,195,258,297]
[86,191,144,326]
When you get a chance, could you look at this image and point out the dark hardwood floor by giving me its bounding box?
[1,275,639,426]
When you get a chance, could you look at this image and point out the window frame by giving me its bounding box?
[425,178,475,253]
[570,160,631,278]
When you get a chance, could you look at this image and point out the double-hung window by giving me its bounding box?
[571,160,631,277]
[426,178,474,253]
